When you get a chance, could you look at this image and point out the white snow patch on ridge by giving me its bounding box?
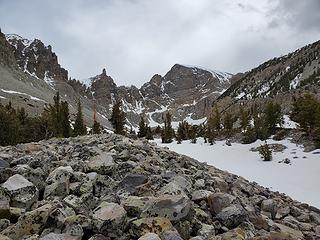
[0,89,46,103]
[181,64,233,82]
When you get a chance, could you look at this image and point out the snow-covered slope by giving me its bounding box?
[155,138,320,209]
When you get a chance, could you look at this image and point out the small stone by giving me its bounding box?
[0,159,9,168]
[121,196,152,217]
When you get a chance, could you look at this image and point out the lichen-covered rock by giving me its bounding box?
[121,196,152,217]
[1,174,39,209]
[131,217,173,237]
[208,193,236,215]
[1,203,53,239]
[87,153,115,174]
[92,202,127,235]
[138,232,161,240]
[44,166,74,198]
[0,134,319,239]
[141,194,192,221]
[0,199,10,219]
[216,205,247,228]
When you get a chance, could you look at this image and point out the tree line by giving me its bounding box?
[0,92,102,146]
[1,92,319,147]
[133,93,320,147]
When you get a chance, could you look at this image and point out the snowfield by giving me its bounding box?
[154,138,320,209]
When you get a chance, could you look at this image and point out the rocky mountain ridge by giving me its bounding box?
[2,32,234,128]
[0,133,319,239]
[215,40,320,114]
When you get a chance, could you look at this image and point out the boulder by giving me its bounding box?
[121,196,152,217]
[1,203,53,239]
[131,217,173,237]
[0,199,10,219]
[118,174,148,194]
[0,159,9,168]
[138,233,161,240]
[208,193,236,215]
[261,199,277,219]
[92,202,127,234]
[192,190,213,202]
[141,194,192,221]
[40,233,80,240]
[1,174,39,209]
[44,165,74,198]
[87,153,115,174]
[161,230,184,240]
[216,204,247,228]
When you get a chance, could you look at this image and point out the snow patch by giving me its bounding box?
[0,89,46,102]
[154,138,320,209]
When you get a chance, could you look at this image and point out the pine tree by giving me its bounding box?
[0,103,19,146]
[223,112,236,137]
[161,112,174,143]
[145,126,154,140]
[211,106,221,132]
[239,107,250,132]
[290,94,319,136]
[109,101,126,135]
[60,101,71,138]
[73,99,87,136]
[138,116,147,138]
[189,125,197,144]
[264,101,283,134]
[176,120,190,141]
[206,115,215,145]
[52,91,62,136]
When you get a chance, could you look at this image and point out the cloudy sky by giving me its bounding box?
[1,0,320,86]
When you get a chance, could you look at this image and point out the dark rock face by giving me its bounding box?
[6,34,68,82]
[0,134,319,239]
[0,30,16,68]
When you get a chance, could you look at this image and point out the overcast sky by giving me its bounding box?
[1,0,320,87]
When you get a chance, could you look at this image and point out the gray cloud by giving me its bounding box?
[1,0,320,87]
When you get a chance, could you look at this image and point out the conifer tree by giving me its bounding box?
[223,112,236,137]
[109,101,126,135]
[73,99,87,136]
[264,101,283,134]
[239,107,250,132]
[212,106,222,132]
[189,125,197,144]
[290,94,319,136]
[60,101,71,138]
[52,91,62,136]
[206,115,215,145]
[161,112,174,143]
[138,116,147,138]
[145,126,154,140]
[176,120,190,141]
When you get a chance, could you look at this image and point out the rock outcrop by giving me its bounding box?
[0,133,319,239]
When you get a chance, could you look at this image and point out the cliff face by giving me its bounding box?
[6,34,68,82]
[0,133,319,239]
[0,30,16,68]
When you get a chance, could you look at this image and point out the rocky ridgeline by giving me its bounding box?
[0,134,319,240]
